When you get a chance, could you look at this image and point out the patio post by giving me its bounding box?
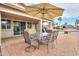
[49,21,53,30]
[0,11,1,55]
[25,22,27,30]
[0,12,1,46]
[40,19,42,33]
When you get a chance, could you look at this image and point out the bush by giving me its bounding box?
[64,31,68,34]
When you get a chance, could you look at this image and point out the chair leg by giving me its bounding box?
[25,45,36,52]
[37,44,39,49]
[51,42,55,49]
[0,46,2,56]
[47,44,49,54]
[52,42,54,49]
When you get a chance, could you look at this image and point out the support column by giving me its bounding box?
[0,12,1,46]
[0,11,2,55]
[11,20,14,37]
[49,21,53,30]
[25,22,28,30]
[36,20,42,33]
[40,20,42,33]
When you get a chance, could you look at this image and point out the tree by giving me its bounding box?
[63,22,68,29]
[56,23,58,26]
[58,17,62,29]
[65,22,67,25]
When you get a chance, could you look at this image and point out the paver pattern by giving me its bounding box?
[1,32,79,56]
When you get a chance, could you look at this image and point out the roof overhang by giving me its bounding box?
[0,4,41,23]
[1,11,39,23]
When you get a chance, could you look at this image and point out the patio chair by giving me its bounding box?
[0,46,2,56]
[39,35,50,53]
[38,31,54,53]
[23,31,39,52]
[46,30,52,37]
[38,31,59,53]
[50,31,59,48]
[46,30,52,33]
[53,31,59,40]
[30,32,51,53]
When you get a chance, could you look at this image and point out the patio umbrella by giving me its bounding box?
[25,3,64,20]
[25,3,64,32]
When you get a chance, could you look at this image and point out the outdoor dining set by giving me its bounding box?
[23,29,59,53]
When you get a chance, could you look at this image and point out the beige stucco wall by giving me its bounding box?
[1,29,13,38]
[1,21,14,38]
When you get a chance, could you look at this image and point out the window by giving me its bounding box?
[1,19,11,29]
[21,22,26,30]
[27,22,32,29]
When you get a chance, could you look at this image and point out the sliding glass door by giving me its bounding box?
[20,22,26,34]
[13,21,26,35]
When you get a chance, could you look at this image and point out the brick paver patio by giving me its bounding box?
[1,32,79,56]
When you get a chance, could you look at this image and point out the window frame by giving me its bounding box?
[1,18,11,29]
[27,22,32,29]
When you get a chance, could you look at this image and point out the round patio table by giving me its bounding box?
[31,32,50,40]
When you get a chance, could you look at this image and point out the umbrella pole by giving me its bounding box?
[40,19,42,33]
[41,12,44,33]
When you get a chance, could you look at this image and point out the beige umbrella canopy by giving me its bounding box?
[25,3,64,20]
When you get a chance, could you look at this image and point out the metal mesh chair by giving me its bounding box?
[49,31,59,48]
[52,31,59,41]
[23,31,39,52]
[0,46,2,56]
[46,30,52,33]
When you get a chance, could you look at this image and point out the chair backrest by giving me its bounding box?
[50,31,59,42]
[53,31,59,40]
[46,30,52,33]
[23,31,31,44]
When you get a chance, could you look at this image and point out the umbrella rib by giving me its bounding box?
[48,10,61,16]
[43,18,52,21]
[26,9,39,13]
[47,8,64,10]
[41,3,46,20]
[43,18,49,20]
[47,13,54,19]
[32,11,41,17]
[26,6,41,9]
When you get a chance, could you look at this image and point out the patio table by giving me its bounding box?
[30,32,50,41]
[42,32,49,36]
[31,32,49,37]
